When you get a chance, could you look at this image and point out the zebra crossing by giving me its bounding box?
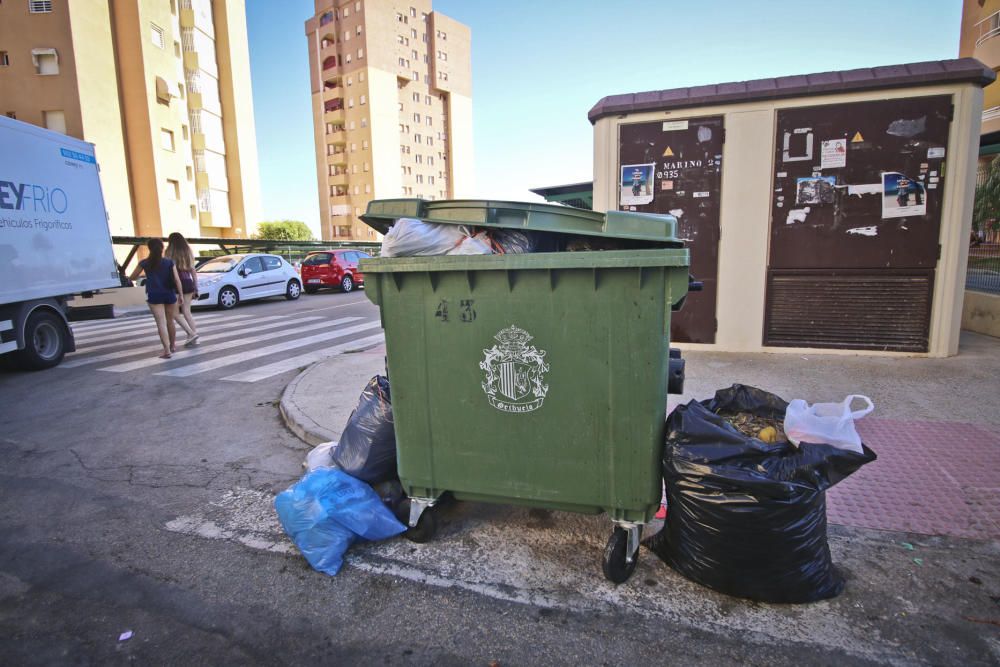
[64,309,384,383]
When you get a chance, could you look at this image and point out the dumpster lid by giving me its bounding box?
[360,198,679,243]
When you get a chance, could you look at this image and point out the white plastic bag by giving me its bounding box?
[446,231,493,255]
[304,441,338,471]
[380,218,467,257]
[783,395,874,454]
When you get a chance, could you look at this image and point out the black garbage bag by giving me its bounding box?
[331,376,396,484]
[647,384,876,603]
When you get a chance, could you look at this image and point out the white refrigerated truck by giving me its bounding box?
[0,115,119,369]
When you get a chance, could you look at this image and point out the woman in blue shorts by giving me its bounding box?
[129,238,185,359]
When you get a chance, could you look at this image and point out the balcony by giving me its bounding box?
[327,130,347,144]
[328,172,349,186]
[320,42,339,65]
[191,132,206,151]
[324,108,345,124]
[328,194,349,208]
[326,150,347,166]
[975,11,1000,67]
[183,50,199,71]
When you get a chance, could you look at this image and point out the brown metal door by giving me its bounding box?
[765,96,952,352]
[619,116,723,343]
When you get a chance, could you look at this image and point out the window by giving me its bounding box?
[28,0,52,13]
[411,49,418,59]
[429,176,435,184]
[0,52,9,67]
[345,53,351,63]
[437,30,447,40]
[160,128,175,151]
[365,184,370,194]
[412,92,420,102]
[347,76,352,86]
[416,174,423,184]
[167,179,180,200]
[437,50,447,61]
[174,41,181,58]
[349,120,355,130]
[32,48,58,75]
[395,12,404,22]
[355,1,361,11]
[151,24,165,49]
[181,125,188,140]
[356,26,362,36]
[241,257,263,275]
[348,97,354,108]
[397,35,406,44]
[414,134,422,144]
[186,166,193,180]
[263,256,282,271]
[409,7,416,17]
[413,112,420,122]
[357,49,363,59]
[426,116,432,126]
[361,117,367,127]
[350,142,356,152]
[411,28,417,38]
[428,156,434,165]
[427,137,433,146]
[363,162,369,172]
[362,139,368,149]
[190,205,197,219]
[43,110,65,133]
[359,72,364,82]
[170,0,177,15]
[353,185,359,195]
[344,30,351,42]
[425,95,431,105]
[343,6,350,17]
[415,155,422,164]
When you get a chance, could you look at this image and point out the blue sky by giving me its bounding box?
[247,0,963,236]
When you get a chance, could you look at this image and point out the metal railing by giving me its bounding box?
[974,10,1000,46]
[968,156,1000,294]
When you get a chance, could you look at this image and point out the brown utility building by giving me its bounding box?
[590,58,994,357]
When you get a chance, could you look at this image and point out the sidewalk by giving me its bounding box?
[275,332,1000,662]
[281,331,1000,542]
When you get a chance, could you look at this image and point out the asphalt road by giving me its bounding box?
[1,289,997,665]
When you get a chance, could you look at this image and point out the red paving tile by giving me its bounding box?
[826,418,1000,540]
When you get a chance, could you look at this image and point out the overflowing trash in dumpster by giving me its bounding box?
[275,199,878,598]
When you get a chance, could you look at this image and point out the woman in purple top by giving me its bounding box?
[129,238,185,359]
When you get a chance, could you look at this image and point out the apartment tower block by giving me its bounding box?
[0,0,261,240]
[305,0,472,240]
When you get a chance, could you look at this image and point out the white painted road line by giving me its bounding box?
[72,312,258,343]
[61,315,327,368]
[98,317,364,373]
[70,311,230,333]
[155,320,382,378]
[220,333,385,382]
[67,313,296,357]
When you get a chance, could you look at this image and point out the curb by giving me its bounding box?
[279,361,339,447]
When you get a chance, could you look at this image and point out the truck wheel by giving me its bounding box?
[16,311,67,370]
[217,286,239,310]
[285,279,301,300]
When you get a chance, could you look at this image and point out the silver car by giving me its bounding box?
[195,253,302,310]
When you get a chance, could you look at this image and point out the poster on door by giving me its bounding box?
[881,172,926,219]
[620,163,655,206]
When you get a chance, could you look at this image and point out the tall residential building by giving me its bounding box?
[0,0,261,240]
[960,1,1000,148]
[305,0,472,240]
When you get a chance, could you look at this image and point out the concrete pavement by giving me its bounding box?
[272,330,1000,663]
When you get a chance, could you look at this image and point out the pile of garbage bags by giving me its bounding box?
[647,384,876,603]
[275,374,407,576]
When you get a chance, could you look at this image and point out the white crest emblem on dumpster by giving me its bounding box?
[480,325,549,413]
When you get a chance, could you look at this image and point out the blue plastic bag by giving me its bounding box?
[274,468,406,575]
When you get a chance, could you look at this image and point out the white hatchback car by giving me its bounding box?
[195,253,302,310]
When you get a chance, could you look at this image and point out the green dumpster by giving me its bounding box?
[360,199,692,583]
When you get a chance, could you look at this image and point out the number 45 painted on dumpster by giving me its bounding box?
[434,299,476,323]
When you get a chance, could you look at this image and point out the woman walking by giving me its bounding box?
[166,232,200,347]
[129,238,184,359]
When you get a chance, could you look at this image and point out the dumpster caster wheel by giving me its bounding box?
[401,498,438,543]
[602,525,641,584]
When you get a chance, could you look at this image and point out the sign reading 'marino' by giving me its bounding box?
[480,325,550,413]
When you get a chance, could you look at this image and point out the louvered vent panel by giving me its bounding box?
[765,272,933,352]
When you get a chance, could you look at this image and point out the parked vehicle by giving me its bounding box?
[0,116,120,369]
[301,249,370,294]
[195,253,302,310]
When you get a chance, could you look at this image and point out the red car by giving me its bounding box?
[300,249,371,294]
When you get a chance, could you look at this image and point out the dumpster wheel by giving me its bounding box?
[602,524,642,584]
[401,498,438,543]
